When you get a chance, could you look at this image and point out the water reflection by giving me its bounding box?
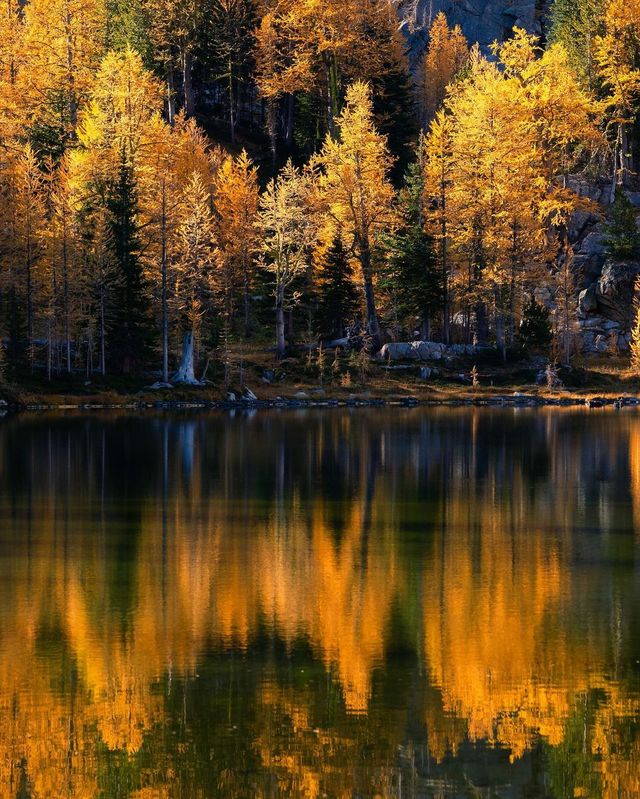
[1,409,640,797]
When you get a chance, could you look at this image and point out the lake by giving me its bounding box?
[1,408,639,798]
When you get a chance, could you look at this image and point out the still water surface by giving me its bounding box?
[1,408,640,798]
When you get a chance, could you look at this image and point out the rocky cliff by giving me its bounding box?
[400,0,547,57]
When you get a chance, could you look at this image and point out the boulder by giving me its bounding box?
[578,284,598,314]
[572,226,608,288]
[602,319,621,331]
[378,342,419,361]
[569,210,599,244]
[379,340,492,362]
[594,334,610,354]
[618,334,631,353]
[412,341,444,360]
[147,381,173,390]
[579,316,606,330]
[564,176,610,205]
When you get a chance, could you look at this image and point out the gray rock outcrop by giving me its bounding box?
[595,260,640,326]
[567,201,640,355]
[400,0,544,55]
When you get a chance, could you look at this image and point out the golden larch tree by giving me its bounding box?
[418,12,469,125]
[314,81,395,348]
[258,161,316,359]
[213,150,260,339]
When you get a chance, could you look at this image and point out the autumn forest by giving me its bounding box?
[1,0,639,390]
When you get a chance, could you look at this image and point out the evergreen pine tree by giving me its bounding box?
[383,143,441,338]
[369,12,419,178]
[106,154,153,373]
[105,0,153,58]
[604,188,640,258]
[3,288,28,373]
[548,0,605,90]
[516,296,553,354]
[315,234,360,339]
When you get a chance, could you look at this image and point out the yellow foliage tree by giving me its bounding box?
[418,12,469,125]
[172,172,216,384]
[213,150,260,338]
[595,0,640,197]
[20,0,106,144]
[424,32,599,353]
[314,81,396,347]
[258,161,316,358]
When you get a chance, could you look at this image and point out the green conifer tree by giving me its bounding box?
[548,0,606,90]
[604,188,640,259]
[383,143,441,338]
[315,233,360,339]
[106,155,153,373]
[516,296,553,354]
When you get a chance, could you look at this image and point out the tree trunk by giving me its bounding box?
[611,123,621,204]
[243,259,251,339]
[325,58,335,138]
[183,49,195,117]
[440,160,450,344]
[325,54,339,138]
[161,183,169,383]
[621,122,632,189]
[62,217,71,373]
[64,9,77,131]
[99,290,106,377]
[167,62,176,125]
[275,288,286,359]
[475,302,489,346]
[267,100,277,171]
[421,312,431,341]
[174,330,200,384]
[495,308,507,363]
[26,216,33,370]
[47,317,52,382]
[228,57,236,144]
[285,93,294,150]
[359,236,381,350]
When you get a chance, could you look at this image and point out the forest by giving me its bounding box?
[0,0,638,389]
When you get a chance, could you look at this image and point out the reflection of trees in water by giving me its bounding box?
[0,409,640,796]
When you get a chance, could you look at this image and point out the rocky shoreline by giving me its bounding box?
[3,393,640,413]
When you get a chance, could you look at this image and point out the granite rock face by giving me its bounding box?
[568,194,640,355]
[399,0,545,60]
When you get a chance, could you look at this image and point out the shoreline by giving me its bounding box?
[3,391,640,413]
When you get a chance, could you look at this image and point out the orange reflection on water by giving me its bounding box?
[0,409,638,797]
